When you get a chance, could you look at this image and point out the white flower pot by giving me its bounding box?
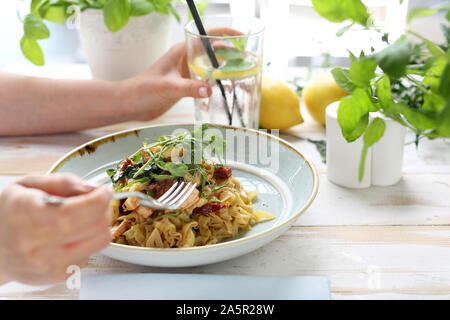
[78,9,172,81]
[326,101,406,188]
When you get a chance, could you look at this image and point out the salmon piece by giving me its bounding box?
[123,196,140,211]
[136,205,154,219]
[111,220,131,240]
[178,188,200,211]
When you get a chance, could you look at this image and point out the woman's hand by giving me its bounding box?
[0,174,113,285]
[120,43,212,121]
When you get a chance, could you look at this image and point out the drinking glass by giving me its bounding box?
[184,15,264,129]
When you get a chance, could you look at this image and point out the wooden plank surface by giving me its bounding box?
[1,225,450,300]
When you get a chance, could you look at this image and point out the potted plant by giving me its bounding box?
[311,0,449,187]
[19,0,182,80]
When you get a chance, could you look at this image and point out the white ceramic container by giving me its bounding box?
[78,9,172,81]
[326,102,371,188]
[326,101,406,188]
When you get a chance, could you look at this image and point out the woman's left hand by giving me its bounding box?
[120,43,212,121]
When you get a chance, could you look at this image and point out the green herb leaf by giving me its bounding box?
[349,58,377,88]
[311,0,370,26]
[359,117,386,181]
[106,168,115,177]
[23,14,49,40]
[104,0,130,32]
[157,161,188,177]
[407,8,437,24]
[375,75,393,109]
[435,102,450,137]
[229,36,248,52]
[214,47,246,60]
[187,0,208,20]
[210,182,228,193]
[130,0,155,16]
[331,67,356,92]
[438,63,450,98]
[373,37,412,78]
[44,5,67,24]
[337,88,372,142]
[20,36,44,66]
[221,58,253,73]
[393,102,437,131]
[307,139,327,163]
[336,22,354,37]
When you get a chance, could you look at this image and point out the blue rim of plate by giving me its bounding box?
[47,123,319,252]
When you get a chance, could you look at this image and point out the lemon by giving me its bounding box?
[302,71,349,125]
[259,77,303,130]
[188,54,261,80]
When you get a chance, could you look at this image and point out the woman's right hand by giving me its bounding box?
[0,174,113,285]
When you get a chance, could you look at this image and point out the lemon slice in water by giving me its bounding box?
[188,53,261,80]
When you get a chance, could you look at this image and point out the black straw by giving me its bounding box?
[186,0,233,125]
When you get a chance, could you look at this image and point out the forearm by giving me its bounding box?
[0,72,135,136]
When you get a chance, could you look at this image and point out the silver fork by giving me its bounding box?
[43,181,198,211]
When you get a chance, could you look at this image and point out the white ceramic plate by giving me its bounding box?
[48,124,318,267]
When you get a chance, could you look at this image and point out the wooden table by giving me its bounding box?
[0,64,449,300]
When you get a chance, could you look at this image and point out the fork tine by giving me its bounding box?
[166,182,193,206]
[171,183,198,208]
[159,182,186,204]
[156,181,179,202]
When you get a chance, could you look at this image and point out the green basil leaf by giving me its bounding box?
[44,5,67,24]
[167,3,180,22]
[407,8,437,24]
[24,14,50,40]
[20,36,45,66]
[375,75,393,109]
[214,47,246,61]
[336,22,354,37]
[221,58,253,73]
[359,117,385,181]
[31,0,48,19]
[438,63,450,98]
[373,37,412,78]
[187,0,208,20]
[435,102,450,137]
[393,102,437,131]
[363,117,386,147]
[230,37,248,52]
[106,168,115,177]
[104,0,130,32]
[157,161,188,177]
[130,0,155,17]
[408,30,446,59]
[331,67,356,92]
[311,0,370,26]
[337,88,372,142]
[164,162,189,177]
[349,58,377,88]
[422,91,445,112]
[153,0,171,14]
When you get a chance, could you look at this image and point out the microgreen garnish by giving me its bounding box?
[106,125,227,192]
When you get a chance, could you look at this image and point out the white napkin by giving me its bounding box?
[80,273,330,300]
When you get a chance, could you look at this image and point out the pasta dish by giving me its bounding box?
[107,126,274,248]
